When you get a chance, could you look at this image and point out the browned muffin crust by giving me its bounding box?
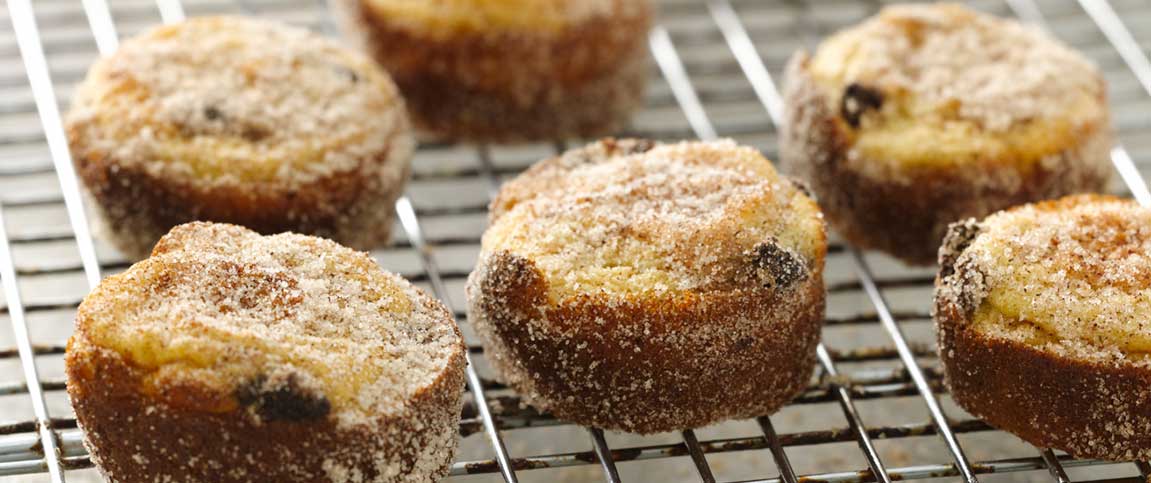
[69,344,464,482]
[66,17,414,259]
[781,5,1112,265]
[468,138,826,433]
[66,223,466,482]
[332,0,651,142]
[936,195,1151,460]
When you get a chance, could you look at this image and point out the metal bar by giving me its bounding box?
[80,0,118,54]
[706,0,784,127]
[1005,0,1151,207]
[0,207,64,482]
[681,429,717,483]
[815,345,892,483]
[476,145,501,199]
[649,26,718,140]
[1134,460,1151,478]
[394,197,519,483]
[1079,0,1151,100]
[156,0,186,22]
[1040,449,1071,483]
[8,0,102,289]
[848,250,976,483]
[756,416,799,483]
[588,428,622,483]
[0,415,998,470]
[446,452,1121,480]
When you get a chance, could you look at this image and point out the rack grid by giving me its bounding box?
[1,0,1151,482]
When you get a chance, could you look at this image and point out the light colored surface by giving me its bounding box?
[1,0,1151,482]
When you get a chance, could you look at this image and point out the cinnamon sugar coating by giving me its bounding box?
[66,16,414,259]
[781,3,1111,265]
[936,195,1151,460]
[467,139,826,433]
[66,223,466,482]
[332,0,651,142]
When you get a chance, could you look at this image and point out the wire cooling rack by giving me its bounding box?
[2,0,1151,482]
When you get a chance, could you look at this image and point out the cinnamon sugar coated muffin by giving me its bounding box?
[467,139,826,433]
[66,223,466,482]
[66,16,414,259]
[332,0,651,142]
[936,195,1151,460]
[782,3,1111,265]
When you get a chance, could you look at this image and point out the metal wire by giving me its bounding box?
[2,0,1151,482]
[0,210,65,483]
[394,197,521,483]
[7,0,102,290]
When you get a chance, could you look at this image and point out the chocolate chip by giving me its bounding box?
[333,65,359,83]
[236,374,330,422]
[748,239,808,289]
[203,105,224,121]
[241,124,271,142]
[840,83,884,128]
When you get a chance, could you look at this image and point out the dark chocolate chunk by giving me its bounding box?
[203,105,224,121]
[240,124,271,142]
[236,374,330,422]
[840,83,884,128]
[333,65,359,83]
[748,239,808,289]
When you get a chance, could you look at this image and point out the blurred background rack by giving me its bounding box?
[2,0,1151,482]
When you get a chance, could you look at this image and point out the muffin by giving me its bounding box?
[65,16,414,259]
[332,0,652,142]
[467,138,826,433]
[781,3,1112,265]
[66,222,466,482]
[936,195,1151,460]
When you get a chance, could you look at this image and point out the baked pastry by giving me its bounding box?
[332,0,651,142]
[936,195,1151,460]
[467,138,826,433]
[781,3,1112,265]
[66,222,466,482]
[66,16,414,259]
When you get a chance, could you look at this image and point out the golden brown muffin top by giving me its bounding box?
[66,16,410,187]
[941,195,1151,361]
[804,3,1106,174]
[483,138,826,302]
[70,223,463,426]
[362,0,637,36]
